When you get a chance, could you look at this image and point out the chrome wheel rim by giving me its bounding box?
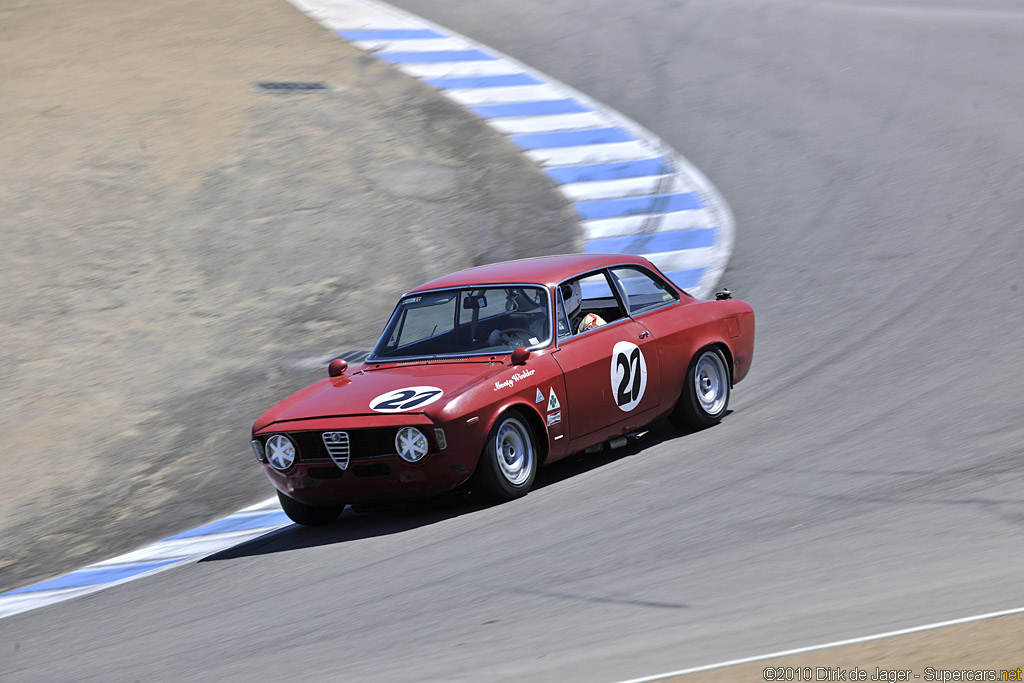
[694,351,728,416]
[495,417,534,486]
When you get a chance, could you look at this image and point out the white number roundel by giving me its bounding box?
[369,386,444,413]
[610,341,647,412]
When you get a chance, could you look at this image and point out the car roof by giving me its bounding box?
[408,253,655,292]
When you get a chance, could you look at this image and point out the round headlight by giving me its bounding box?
[395,427,429,463]
[266,434,297,470]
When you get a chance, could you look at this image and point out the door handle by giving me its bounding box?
[638,331,650,339]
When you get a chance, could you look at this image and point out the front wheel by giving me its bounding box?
[670,348,731,430]
[473,412,538,501]
[277,490,344,526]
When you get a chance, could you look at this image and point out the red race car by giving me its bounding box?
[251,254,754,525]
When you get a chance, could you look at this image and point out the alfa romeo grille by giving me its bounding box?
[322,432,350,471]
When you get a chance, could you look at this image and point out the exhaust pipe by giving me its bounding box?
[584,430,649,454]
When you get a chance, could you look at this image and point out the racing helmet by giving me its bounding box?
[560,280,582,319]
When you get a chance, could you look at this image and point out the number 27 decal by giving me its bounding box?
[370,386,444,413]
[610,341,647,412]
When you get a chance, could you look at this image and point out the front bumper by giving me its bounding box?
[254,414,486,505]
[262,454,474,505]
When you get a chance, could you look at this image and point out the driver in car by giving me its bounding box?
[561,280,606,334]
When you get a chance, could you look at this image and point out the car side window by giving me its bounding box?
[610,266,679,315]
[558,271,627,336]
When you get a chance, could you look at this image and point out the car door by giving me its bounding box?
[608,265,690,411]
[551,270,661,448]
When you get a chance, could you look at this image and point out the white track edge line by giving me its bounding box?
[612,605,1024,683]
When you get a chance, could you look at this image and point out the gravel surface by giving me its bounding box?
[0,0,576,593]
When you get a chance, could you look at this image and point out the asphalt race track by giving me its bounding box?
[4,0,1023,680]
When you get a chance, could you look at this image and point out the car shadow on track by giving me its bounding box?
[201,416,722,563]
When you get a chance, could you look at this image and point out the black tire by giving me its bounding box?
[277,490,344,526]
[670,347,731,430]
[472,411,538,501]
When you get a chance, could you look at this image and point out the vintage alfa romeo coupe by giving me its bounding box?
[251,254,755,524]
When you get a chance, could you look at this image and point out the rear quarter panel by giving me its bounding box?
[635,298,755,414]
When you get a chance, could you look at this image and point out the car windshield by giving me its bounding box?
[369,286,552,360]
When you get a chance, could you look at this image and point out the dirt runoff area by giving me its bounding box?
[667,612,1024,682]
[0,0,577,592]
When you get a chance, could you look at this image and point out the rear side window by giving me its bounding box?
[610,267,679,314]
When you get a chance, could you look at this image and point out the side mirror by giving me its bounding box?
[511,347,530,366]
[328,358,348,377]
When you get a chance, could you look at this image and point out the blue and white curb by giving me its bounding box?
[290,0,735,300]
[0,0,737,619]
[0,497,289,619]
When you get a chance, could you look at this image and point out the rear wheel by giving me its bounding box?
[277,490,344,525]
[670,348,730,430]
[473,412,538,500]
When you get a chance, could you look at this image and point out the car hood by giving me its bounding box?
[253,360,510,432]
